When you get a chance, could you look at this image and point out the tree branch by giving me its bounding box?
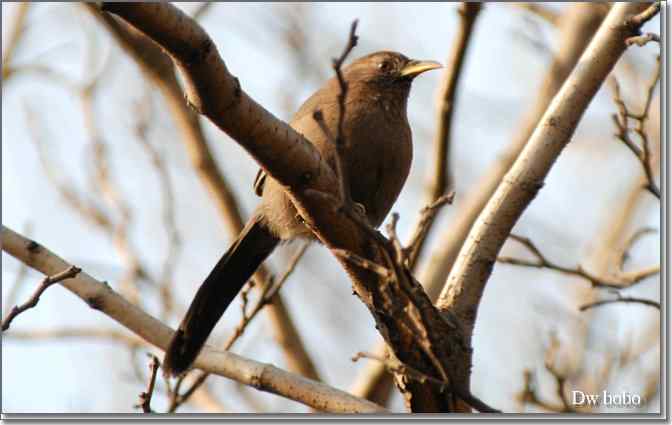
[2,265,81,331]
[84,3,321,388]
[497,234,660,289]
[98,3,494,412]
[437,2,653,336]
[0,225,385,413]
[418,3,608,301]
[2,3,30,81]
[169,242,310,412]
[135,354,161,413]
[610,55,661,199]
[428,2,481,201]
[579,296,660,311]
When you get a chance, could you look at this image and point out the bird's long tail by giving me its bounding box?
[163,215,279,376]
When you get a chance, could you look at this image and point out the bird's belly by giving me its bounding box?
[346,130,412,228]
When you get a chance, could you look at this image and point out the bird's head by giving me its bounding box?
[343,51,442,92]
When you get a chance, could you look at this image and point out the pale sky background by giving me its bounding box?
[2,2,662,414]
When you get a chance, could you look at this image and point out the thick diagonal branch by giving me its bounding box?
[84,5,320,387]
[0,225,384,413]
[419,3,608,301]
[99,3,491,412]
[437,2,654,337]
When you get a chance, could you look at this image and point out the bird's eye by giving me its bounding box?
[378,60,392,73]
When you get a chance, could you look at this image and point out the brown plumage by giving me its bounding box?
[163,51,441,377]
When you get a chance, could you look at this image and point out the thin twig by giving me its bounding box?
[330,19,359,205]
[626,33,660,47]
[135,92,182,320]
[626,2,661,28]
[428,2,481,200]
[332,249,391,278]
[406,192,455,269]
[5,327,144,346]
[618,227,657,269]
[610,57,661,199]
[580,296,660,311]
[2,266,81,331]
[386,213,405,264]
[510,3,560,25]
[135,354,161,413]
[2,3,30,80]
[3,223,33,318]
[519,333,577,413]
[351,351,500,413]
[517,370,566,413]
[191,2,213,21]
[544,360,573,412]
[498,234,659,289]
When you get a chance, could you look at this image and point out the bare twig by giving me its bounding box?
[1,225,386,413]
[2,3,30,80]
[626,2,661,28]
[517,370,566,413]
[438,4,654,340]
[498,234,659,289]
[406,192,455,269]
[351,352,500,413]
[610,56,661,199]
[519,334,578,413]
[97,4,489,412]
[3,223,33,318]
[134,93,182,320]
[135,354,161,413]
[347,191,454,405]
[580,296,660,311]
[332,249,391,278]
[419,3,608,301]
[626,33,660,47]
[317,19,359,206]
[2,266,81,331]
[191,2,213,21]
[25,106,112,230]
[544,358,573,412]
[5,327,144,346]
[428,2,481,200]
[86,4,321,387]
[618,227,657,269]
[510,3,560,25]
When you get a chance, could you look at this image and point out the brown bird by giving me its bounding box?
[163,51,441,376]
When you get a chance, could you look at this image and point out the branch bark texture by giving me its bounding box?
[420,3,607,301]
[436,2,653,337]
[84,4,320,383]
[99,2,487,412]
[0,225,384,413]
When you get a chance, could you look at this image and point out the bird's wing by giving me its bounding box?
[254,78,338,198]
[291,78,338,124]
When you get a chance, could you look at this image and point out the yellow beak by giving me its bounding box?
[399,60,443,78]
